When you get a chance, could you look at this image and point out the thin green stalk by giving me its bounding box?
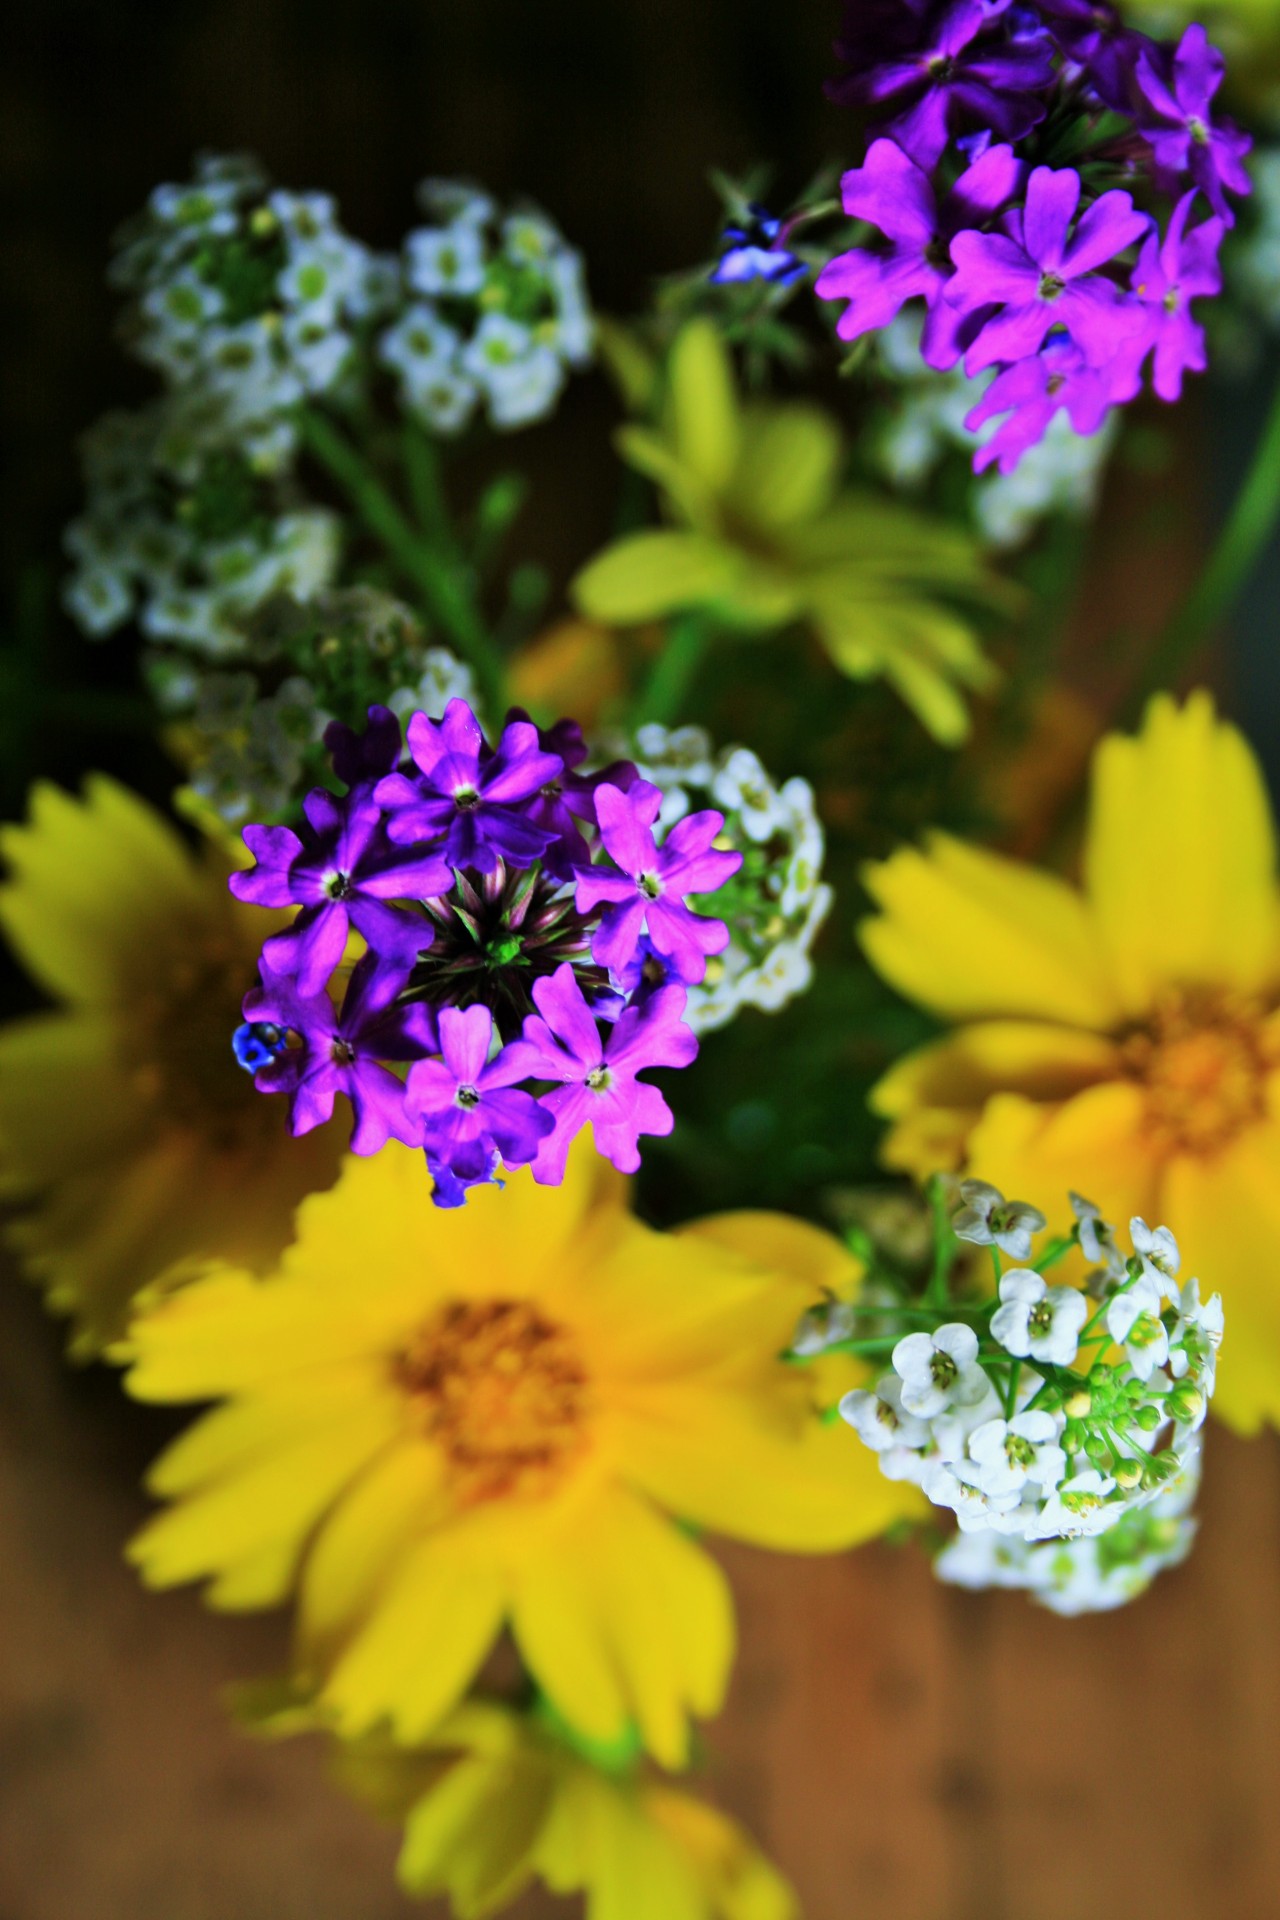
[633,612,712,727]
[1125,361,1280,718]
[400,420,451,549]
[300,408,507,716]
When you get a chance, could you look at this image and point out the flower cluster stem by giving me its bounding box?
[300,407,507,717]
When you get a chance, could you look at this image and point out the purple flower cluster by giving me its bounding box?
[230,700,740,1205]
[819,3,1248,471]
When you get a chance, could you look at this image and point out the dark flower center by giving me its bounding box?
[454,785,480,811]
[331,1038,357,1066]
[1039,272,1067,301]
[639,872,663,901]
[324,870,352,900]
[455,1084,481,1109]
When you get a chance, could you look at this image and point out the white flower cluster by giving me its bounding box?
[63,403,340,656]
[377,180,593,434]
[622,723,832,1033]
[838,1187,1222,1556]
[871,313,1119,552]
[109,152,387,466]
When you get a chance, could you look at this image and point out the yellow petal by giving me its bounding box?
[572,532,745,625]
[510,1527,632,1749]
[397,1753,551,1917]
[964,1081,1164,1227]
[731,405,842,530]
[1085,690,1280,1011]
[299,1438,447,1667]
[539,1766,707,1920]
[860,832,1121,1028]
[677,1211,862,1300]
[645,1787,800,1920]
[667,320,741,495]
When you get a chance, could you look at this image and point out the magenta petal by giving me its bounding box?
[840,139,937,247]
[1022,166,1081,269]
[530,963,606,1068]
[440,1002,493,1085]
[1062,191,1149,276]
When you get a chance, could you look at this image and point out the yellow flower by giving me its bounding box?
[571,320,1011,746]
[124,1143,910,1764]
[250,1694,798,1920]
[0,777,343,1357]
[859,691,1280,1431]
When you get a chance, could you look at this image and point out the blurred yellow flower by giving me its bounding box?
[125,1142,909,1764]
[0,777,343,1357]
[859,691,1280,1432]
[571,320,1011,746]
[1122,0,1280,81]
[256,1695,798,1920]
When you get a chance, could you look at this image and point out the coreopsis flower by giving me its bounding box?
[831,1191,1220,1553]
[0,779,343,1355]
[251,1697,798,1920]
[819,2,1249,472]
[124,1144,912,1763]
[859,691,1280,1429]
[233,699,739,1203]
[572,320,1009,745]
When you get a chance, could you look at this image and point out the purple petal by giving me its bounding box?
[529,1084,594,1185]
[440,1003,494,1085]
[528,962,605,1068]
[840,139,938,249]
[594,781,663,878]
[229,825,305,907]
[1061,190,1149,277]
[590,897,650,978]
[262,901,349,998]
[963,300,1054,373]
[1022,167,1081,270]
[346,895,432,969]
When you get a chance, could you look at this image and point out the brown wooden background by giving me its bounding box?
[3,1263,1279,1920]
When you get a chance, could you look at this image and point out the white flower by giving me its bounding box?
[930,1370,1003,1463]
[1130,1217,1180,1281]
[712,747,785,842]
[634,723,715,785]
[892,1323,988,1419]
[406,222,487,298]
[990,1269,1088,1366]
[281,311,351,392]
[1168,1278,1225,1390]
[1070,1191,1126,1278]
[480,344,566,428]
[502,211,561,266]
[378,304,462,379]
[966,1412,1066,1499]
[1027,1469,1119,1541]
[63,566,133,636]
[839,1376,931,1453]
[952,1179,1046,1260]
[921,1459,1024,1534]
[417,178,495,228]
[934,1529,1045,1593]
[1105,1274,1170,1382]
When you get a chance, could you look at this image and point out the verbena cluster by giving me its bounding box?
[828,1182,1222,1579]
[817,1,1252,472]
[231,699,741,1205]
[614,725,833,1033]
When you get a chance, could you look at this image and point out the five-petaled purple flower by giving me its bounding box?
[1136,24,1252,227]
[375,699,563,874]
[245,954,436,1155]
[576,781,741,985]
[323,702,404,793]
[1117,188,1223,401]
[502,963,698,1183]
[230,788,450,998]
[946,164,1149,374]
[406,1003,553,1206]
[816,138,1024,366]
[967,337,1126,474]
[829,0,1054,171]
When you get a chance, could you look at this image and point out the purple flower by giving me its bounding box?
[946,164,1150,374]
[829,0,1054,172]
[815,139,1024,367]
[966,337,1128,474]
[574,781,741,986]
[1136,25,1252,227]
[245,954,437,1155]
[323,703,404,794]
[711,206,806,288]
[1117,189,1223,401]
[1039,0,1152,111]
[405,1003,553,1207]
[230,788,451,998]
[375,699,563,875]
[502,962,697,1183]
[520,717,638,882]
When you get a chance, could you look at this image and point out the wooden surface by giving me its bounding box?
[3,1268,1279,1920]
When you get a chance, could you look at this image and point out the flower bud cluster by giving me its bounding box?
[611,724,832,1033]
[377,181,593,434]
[231,699,741,1206]
[832,1181,1222,1560]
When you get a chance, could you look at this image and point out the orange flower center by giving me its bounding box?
[1120,990,1274,1156]
[395,1299,592,1505]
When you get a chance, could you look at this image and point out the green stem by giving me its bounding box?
[300,408,507,717]
[633,612,712,727]
[400,420,451,548]
[1126,362,1280,718]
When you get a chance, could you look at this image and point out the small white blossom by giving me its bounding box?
[952,1179,1046,1260]
[1069,1191,1126,1278]
[892,1323,988,1419]
[966,1412,1066,1499]
[1130,1217,1180,1281]
[839,1377,931,1452]
[1106,1274,1170,1382]
[712,747,786,842]
[922,1459,1024,1533]
[1027,1469,1119,1541]
[990,1269,1088,1366]
[406,222,488,297]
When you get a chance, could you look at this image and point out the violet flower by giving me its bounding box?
[230,788,450,998]
[1135,24,1252,227]
[966,337,1128,474]
[711,206,807,288]
[521,717,637,882]
[245,954,437,1155]
[375,699,563,875]
[574,780,741,986]
[946,163,1150,374]
[323,703,404,793]
[829,0,1054,172]
[1118,189,1223,401]
[406,1003,553,1207]
[502,962,697,1183]
[1039,0,1152,111]
[816,139,1024,367]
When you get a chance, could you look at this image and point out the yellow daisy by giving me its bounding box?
[0,776,344,1356]
[859,691,1280,1431]
[124,1142,910,1765]
[252,1693,797,1920]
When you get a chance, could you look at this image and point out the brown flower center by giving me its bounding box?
[394,1299,591,1505]
[1120,989,1274,1156]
